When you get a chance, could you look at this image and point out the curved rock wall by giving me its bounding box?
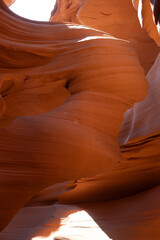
[134,0,160,46]
[0,0,148,229]
[0,0,159,239]
[51,0,160,74]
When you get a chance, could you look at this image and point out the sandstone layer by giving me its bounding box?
[3,0,15,7]
[0,0,160,239]
[1,187,160,240]
[135,0,160,46]
[50,0,160,74]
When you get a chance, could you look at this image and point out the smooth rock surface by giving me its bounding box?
[3,0,15,6]
[135,0,160,46]
[0,0,160,239]
[119,52,160,143]
[51,0,160,74]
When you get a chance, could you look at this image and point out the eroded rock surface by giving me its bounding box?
[50,0,160,74]
[0,0,160,239]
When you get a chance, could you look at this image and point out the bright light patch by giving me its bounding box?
[32,210,112,240]
[9,0,56,21]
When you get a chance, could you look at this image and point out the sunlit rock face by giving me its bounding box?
[0,0,160,239]
[1,187,160,240]
[50,0,84,23]
[50,0,160,74]
[3,0,15,6]
[134,0,160,46]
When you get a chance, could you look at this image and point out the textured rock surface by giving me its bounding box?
[0,0,160,239]
[1,187,160,240]
[119,52,160,143]
[134,0,160,46]
[50,0,160,74]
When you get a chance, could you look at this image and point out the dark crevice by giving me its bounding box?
[67,1,72,9]
[65,81,69,90]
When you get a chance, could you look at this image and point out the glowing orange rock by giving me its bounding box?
[3,0,15,6]
[0,0,159,239]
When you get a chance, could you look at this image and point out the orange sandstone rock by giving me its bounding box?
[133,0,160,46]
[3,0,15,7]
[0,0,159,239]
[0,0,148,230]
[51,0,160,74]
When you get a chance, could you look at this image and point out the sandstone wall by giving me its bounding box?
[0,0,159,239]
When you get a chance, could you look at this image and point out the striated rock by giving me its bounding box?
[0,0,160,239]
[119,52,160,143]
[118,0,160,143]
[0,0,149,230]
[50,0,160,74]
[50,0,84,23]
[1,187,160,240]
[0,0,149,231]
[133,0,160,46]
